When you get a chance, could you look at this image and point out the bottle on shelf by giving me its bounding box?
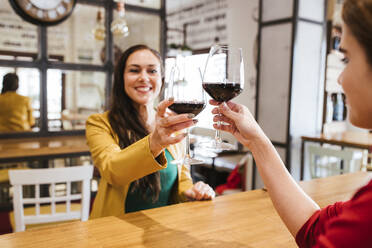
[326,94,334,123]
[342,93,347,120]
[333,93,344,121]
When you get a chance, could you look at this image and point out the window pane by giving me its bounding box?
[0,67,40,133]
[262,0,294,22]
[47,4,106,65]
[114,12,160,54]
[0,0,38,60]
[47,70,106,131]
[258,23,292,143]
[298,0,325,23]
[125,0,161,9]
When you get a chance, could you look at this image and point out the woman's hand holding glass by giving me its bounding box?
[149,98,196,157]
[210,99,266,150]
[202,45,244,151]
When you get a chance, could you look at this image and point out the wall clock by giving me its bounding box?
[9,0,77,26]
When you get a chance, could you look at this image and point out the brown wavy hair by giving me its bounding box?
[342,0,372,65]
[108,44,164,203]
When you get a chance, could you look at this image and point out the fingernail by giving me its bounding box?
[168,97,174,101]
[193,119,198,124]
[221,102,227,109]
[188,113,195,119]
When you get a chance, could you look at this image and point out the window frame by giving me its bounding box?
[0,0,166,139]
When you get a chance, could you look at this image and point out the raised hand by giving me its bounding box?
[210,99,265,150]
[149,98,196,157]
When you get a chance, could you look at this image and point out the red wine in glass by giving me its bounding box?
[202,82,243,102]
[169,101,206,116]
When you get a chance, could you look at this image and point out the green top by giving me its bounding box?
[125,149,178,213]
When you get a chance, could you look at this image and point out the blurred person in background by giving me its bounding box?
[0,73,34,132]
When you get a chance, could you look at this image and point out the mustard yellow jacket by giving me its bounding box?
[86,112,194,219]
[0,92,34,132]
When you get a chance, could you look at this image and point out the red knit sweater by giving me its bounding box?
[295,179,372,248]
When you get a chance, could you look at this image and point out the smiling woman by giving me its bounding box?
[123,49,163,107]
[85,44,215,219]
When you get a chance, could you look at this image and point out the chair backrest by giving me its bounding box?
[308,145,363,178]
[9,165,93,232]
[238,153,254,191]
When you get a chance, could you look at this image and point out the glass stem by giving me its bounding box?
[185,128,191,159]
[215,103,223,144]
[215,129,222,144]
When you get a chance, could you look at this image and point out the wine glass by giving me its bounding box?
[202,45,244,150]
[167,57,206,165]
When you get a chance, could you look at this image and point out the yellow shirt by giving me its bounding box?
[86,112,194,219]
[0,92,35,132]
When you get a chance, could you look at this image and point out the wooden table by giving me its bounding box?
[300,131,372,179]
[0,172,370,248]
[0,135,90,163]
[0,136,91,211]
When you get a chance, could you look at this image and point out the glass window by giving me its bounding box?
[47,4,106,65]
[0,67,40,133]
[0,1,164,136]
[0,0,38,60]
[125,0,161,9]
[47,70,106,131]
[114,11,160,54]
[298,0,325,23]
[259,23,293,143]
[262,0,294,22]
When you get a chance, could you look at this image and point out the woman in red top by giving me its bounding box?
[210,0,372,247]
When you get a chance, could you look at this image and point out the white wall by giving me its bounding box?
[290,20,326,180]
[226,0,258,117]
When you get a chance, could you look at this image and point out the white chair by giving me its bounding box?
[9,165,93,232]
[308,145,363,178]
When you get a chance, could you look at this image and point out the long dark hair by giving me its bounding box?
[1,73,19,94]
[342,0,372,65]
[108,44,164,202]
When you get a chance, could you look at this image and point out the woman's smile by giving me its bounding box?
[135,85,153,93]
